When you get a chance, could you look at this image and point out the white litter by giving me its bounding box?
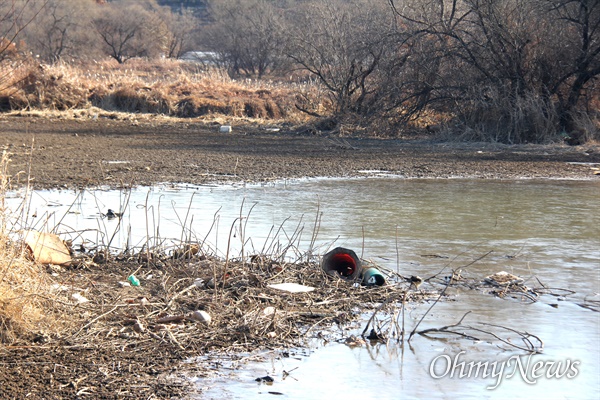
[190,310,211,325]
[71,293,89,304]
[267,283,315,293]
[263,306,276,316]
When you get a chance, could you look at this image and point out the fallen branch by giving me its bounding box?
[416,312,544,353]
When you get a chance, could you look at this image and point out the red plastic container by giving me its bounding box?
[321,247,362,280]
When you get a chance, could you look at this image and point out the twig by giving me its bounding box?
[71,305,119,337]
[410,251,493,341]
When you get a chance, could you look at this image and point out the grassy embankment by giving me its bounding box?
[0,58,323,126]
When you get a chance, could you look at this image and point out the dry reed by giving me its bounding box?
[0,151,71,344]
[0,58,321,124]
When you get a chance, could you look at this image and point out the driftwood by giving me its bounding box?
[417,311,544,353]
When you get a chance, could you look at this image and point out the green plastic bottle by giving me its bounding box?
[127,274,140,286]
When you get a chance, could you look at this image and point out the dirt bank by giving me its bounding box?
[0,114,599,400]
[1,115,599,189]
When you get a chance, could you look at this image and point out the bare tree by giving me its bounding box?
[542,0,600,133]
[285,0,392,119]
[203,0,287,78]
[388,0,598,142]
[0,0,47,60]
[0,0,48,99]
[92,1,160,63]
[20,0,97,63]
[161,8,199,59]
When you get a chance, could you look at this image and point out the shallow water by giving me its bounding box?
[6,178,600,399]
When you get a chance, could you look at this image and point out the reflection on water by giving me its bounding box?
[6,178,600,399]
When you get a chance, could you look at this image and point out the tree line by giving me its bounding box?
[1,0,598,143]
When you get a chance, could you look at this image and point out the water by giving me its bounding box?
[5,178,600,399]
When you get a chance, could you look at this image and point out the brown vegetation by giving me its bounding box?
[0,152,68,345]
[0,0,598,143]
[0,148,431,396]
[1,59,309,121]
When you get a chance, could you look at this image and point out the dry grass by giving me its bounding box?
[0,151,69,344]
[0,148,423,351]
[0,58,320,124]
[0,146,422,352]
[58,250,419,355]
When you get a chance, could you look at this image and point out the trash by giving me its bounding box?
[255,375,274,385]
[344,335,366,347]
[127,275,140,286]
[193,278,204,287]
[104,209,122,219]
[484,271,523,286]
[267,283,315,293]
[23,230,72,265]
[118,281,131,287]
[263,306,276,316]
[361,267,385,286]
[190,310,211,325]
[71,293,89,304]
[321,247,361,280]
[219,125,232,133]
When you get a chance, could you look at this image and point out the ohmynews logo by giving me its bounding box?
[429,351,580,390]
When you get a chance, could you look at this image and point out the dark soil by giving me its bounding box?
[1,115,599,190]
[0,114,599,400]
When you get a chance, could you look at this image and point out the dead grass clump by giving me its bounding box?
[175,96,229,117]
[8,64,90,111]
[59,246,418,355]
[242,98,283,119]
[0,152,64,345]
[1,59,319,123]
[91,85,173,115]
[0,256,51,344]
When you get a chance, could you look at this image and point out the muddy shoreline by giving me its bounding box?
[1,115,599,190]
[1,115,599,399]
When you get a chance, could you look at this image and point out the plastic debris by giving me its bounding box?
[267,283,315,293]
[127,275,140,286]
[361,267,385,286]
[321,247,361,280]
[263,306,276,316]
[71,293,89,304]
[484,271,523,286]
[23,230,72,265]
[190,310,211,325]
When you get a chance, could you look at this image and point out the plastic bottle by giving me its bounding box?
[361,267,385,286]
[127,274,140,286]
